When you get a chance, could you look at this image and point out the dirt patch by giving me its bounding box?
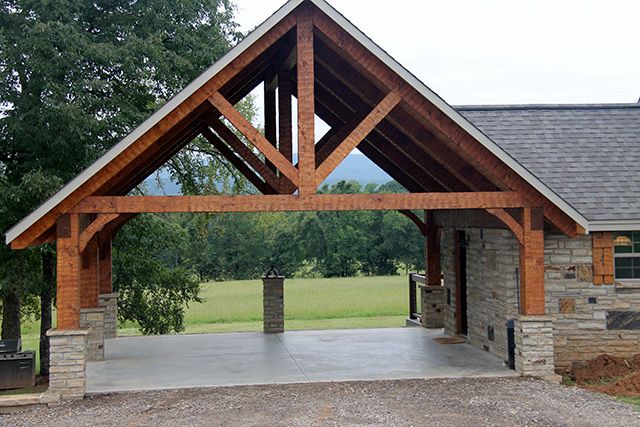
[568,354,640,397]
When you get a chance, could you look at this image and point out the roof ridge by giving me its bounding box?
[455,103,640,111]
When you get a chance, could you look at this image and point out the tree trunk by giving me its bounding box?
[1,290,21,340]
[39,249,54,376]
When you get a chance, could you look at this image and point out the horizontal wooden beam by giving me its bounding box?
[70,192,529,214]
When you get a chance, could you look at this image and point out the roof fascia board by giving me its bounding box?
[588,220,640,232]
[309,0,590,231]
[5,0,305,245]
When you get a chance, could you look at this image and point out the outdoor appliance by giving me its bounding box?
[0,339,36,390]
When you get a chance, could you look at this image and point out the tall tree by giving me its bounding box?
[0,1,242,347]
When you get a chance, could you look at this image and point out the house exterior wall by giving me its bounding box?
[437,227,640,373]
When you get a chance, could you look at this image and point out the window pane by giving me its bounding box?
[616,245,633,254]
[616,258,633,268]
[633,231,640,242]
[634,242,640,253]
[634,258,640,268]
[634,268,640,279]
[616,268,633,279]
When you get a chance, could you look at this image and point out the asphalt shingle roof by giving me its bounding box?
[456,104,640,223]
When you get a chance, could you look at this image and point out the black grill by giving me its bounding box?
[0,339,36,390]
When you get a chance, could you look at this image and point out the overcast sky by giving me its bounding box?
[234,0,639,105]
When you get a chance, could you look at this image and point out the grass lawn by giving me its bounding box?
[19,275,410,371]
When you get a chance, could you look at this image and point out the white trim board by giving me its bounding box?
[6,0,591,244]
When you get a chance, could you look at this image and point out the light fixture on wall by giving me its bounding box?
[614,235,633,247]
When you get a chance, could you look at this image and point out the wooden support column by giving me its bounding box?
[80,237,99,308]
[296,7,315,194]
[519,207,545,315]
[425,212,441,287]
[56,214,81,330]
[98,233,113,295]
[278,71,293,163]
[264,75,278,173]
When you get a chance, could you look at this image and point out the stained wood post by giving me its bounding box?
[425,212,441,287]
[296,7,315,194]
[80,237,99,308]
[278,71,293,163]
[519,207,545,315]
[98,233,113,294]
[264,75,278,173]
[56,214,81,330]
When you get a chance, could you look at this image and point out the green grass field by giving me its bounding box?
[21,275,410,371]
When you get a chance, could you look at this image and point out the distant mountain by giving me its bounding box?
[144,153,391,195]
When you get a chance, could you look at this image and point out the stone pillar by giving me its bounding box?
[79,308,105,361]
[263,272,284,333]
[420,285,445,328]
[514,315,555,378]
[46,329,88,400]
[98,292,118,339]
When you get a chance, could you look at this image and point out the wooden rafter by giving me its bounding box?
[312,10,579,237]
[296,7,316,195]
[278,71,293,163]
[70,192,528,214]
[315,91,401,187]
[201,128,271,194]
[208,92,299,186]
[205,116,289,193]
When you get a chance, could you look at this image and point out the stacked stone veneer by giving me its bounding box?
[79,308,104,361]
[263,276,284,333]
[437,227,640,373]
[420,285,445,328]
[440,228,520,361]
[546,234,640,372]
[515,316,555,377]
[46,329,88,400]
[98,293,118,339]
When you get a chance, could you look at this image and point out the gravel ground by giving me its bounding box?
[2,378,639,426]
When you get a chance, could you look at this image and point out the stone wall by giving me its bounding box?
[46,329,88,400]
[441,228,520,361]
[545,234,640,371]
[439,227,640,372]
[420,285,445,328]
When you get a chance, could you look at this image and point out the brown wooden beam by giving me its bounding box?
[487,208,524,245]
[78,213,120,254]
[264,74,278,173]
[398,210,426,236]
[56,214,81,329]
[519,207,545,315]
[278,71,293,163]
[315,91,401,187]
[208,92,299,186]
[201,128,271,194]
[296,7,316,195]
[71,192,529,214]
[425,211,441,287]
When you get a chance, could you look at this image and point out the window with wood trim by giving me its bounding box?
[614,231,640,280]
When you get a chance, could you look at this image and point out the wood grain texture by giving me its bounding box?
[98,233,113,295]
[70,192,528,214]
[425,212,441,287]
[11,15,296,249]
[398,210,426,236]
[592,231,614,285]
[519,207,546,315]
[208,92,299,186]
[78,214,120,254]
[487,208,524,245]
[278,71,293,163]
[56,214,81,329]
[296,7,316,195]
[315,91,400,186]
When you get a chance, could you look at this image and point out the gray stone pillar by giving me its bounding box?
[263,272,284,333]
[514,315,555,378]
[46,329,88,401]
[420,285,445,328]
[79,308,105,361]
[98,292,118,339]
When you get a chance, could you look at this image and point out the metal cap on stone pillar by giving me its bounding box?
[262,267,285,334]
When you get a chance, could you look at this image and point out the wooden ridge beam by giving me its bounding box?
[70,192,529,214]
[208,92,299,187]
[315,91,401,187]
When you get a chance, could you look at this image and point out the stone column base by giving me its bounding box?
[46,329,88,400]
[79,308,105,361]
[98,292,118,339]
[263,276,284,333]
[514,315,555,378]
[420,285,445,328]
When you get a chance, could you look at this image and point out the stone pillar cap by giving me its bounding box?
[47,329,90,337]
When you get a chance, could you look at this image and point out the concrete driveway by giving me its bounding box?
[86,327,517,393]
